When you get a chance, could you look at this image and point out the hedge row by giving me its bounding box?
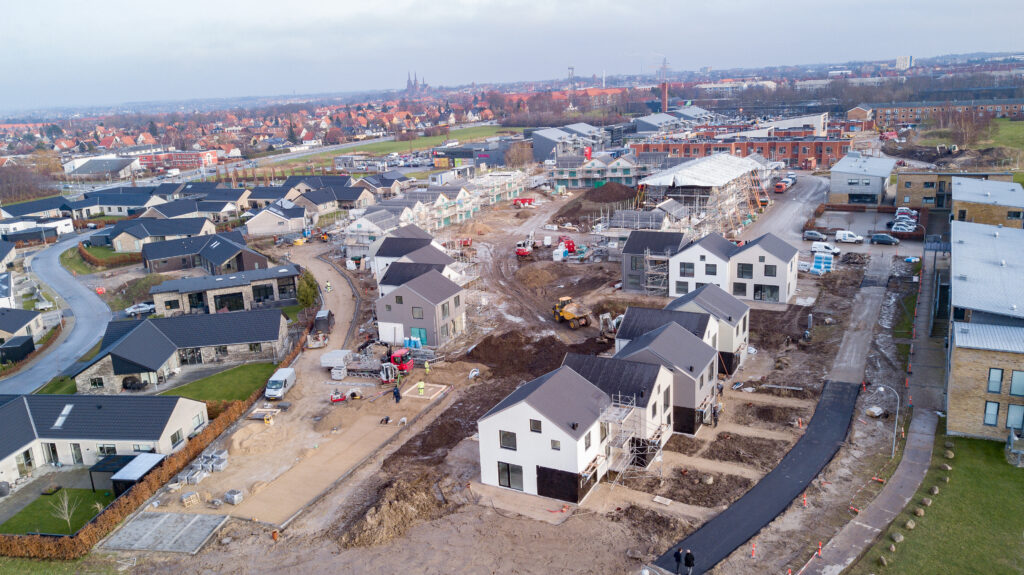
[0,316,316,559]
[76,243,142,267]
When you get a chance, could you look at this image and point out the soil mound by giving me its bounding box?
[704,433,790,472]
[623,470,753,508]
[583,182,636,203]
[466,332,613,378]
[339,478,455,548]
[664,434,706,456]
[514,264,559,289]
[554,182,638,225]
[612,505,693,557]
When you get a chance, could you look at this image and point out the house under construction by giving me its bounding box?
[637,153,773,241]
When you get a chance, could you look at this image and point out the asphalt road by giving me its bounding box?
[741,174,829,244]
[0,232,111,394]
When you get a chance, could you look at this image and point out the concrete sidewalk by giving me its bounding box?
[803,251,944,574]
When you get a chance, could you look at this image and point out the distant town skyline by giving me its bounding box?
[1,0,1022,112]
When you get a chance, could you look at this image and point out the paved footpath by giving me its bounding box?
[803,251,943,574]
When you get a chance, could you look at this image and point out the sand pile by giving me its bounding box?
[339,478,455,548]
[514,264,559,290]
[463,222,493,235]
[313,405,347,434]
[229,423,290,456]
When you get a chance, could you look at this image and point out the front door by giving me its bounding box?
[71,443,83,465]
[42,442,59,465]
[410,327,428,346]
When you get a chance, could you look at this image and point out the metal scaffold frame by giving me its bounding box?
[643,247,671,296]
[602,393,667,484]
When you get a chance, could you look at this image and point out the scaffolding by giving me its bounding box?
[643,247,672,296]
[602,392,667,484]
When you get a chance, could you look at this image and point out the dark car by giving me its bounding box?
[803,230,827,241]
[870,233,900,245]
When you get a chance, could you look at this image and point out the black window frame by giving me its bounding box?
[737,263,753,279]
[989,368,1003,393]
[529,419,542,433]
[499,430,517,450]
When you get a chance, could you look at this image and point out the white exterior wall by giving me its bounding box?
[478,402,604,496]
[378,321,405,344]
[668,246,730,298]
[729,247,797,303]
[635,369,674,440]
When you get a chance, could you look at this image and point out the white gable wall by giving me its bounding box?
[669,245,730,298]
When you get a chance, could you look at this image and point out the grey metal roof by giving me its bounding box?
[950,177,1024,208]
[617,307,710,341]
[734,232,799,262]
[561,354,662,408]
[830,152,897,178]
[615,322,717,375]
[70,158,135,176]
[621,231,686,256]
[247,186,290,200]
[390,224,432,239]
[950,221,1024,319]
[532,127,573,141]
[376,237,433,258]
[609,210,664,230]
[379,262,446,287]
[150,264,299,295]
[952,321,1024,353]
[399,245,455,266]
[656,199,690,219]
[665,283,749,326]
[106,321,178,372]
[0,396,36,463]
[401,270,461,304]
[0,307,40,334]
[480,366,610,440]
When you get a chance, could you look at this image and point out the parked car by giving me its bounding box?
[786,171,797,182]
[891,223,917,233]
[811,242,841,256]
[834,230,864,243]
[895,207,919,218]
[125,302,156,315]
[870,233,900,245]
[803,230,827,241]
[886,216,916,228]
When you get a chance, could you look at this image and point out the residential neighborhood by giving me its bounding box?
[0,4,1021,574]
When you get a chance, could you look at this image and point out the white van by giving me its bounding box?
[811,242,841,256]
[834,230,863,243]
[264,368,296,400]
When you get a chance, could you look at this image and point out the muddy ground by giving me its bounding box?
[883,140,1016,168]
[622,469,755,509]
[553,182,638,229]
[664,434,707,457]
[703,433,792,472]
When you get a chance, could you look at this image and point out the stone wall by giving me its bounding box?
[948,345,1024,440]
[951,200,1024,229]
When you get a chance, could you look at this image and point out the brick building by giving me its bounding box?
[856,98,1024,128]
[136,150,218,170]
[149,264,299,314]
[951,177,1024,228]
[631,136,850,169]
[895,170,1013,209]
[947,221,1024,440]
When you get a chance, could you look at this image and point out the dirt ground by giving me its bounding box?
[883,140,1016,168]
[553,182,639,229]
[712,256,912,574]
[703,433,792,472]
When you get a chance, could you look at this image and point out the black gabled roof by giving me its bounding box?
[561,353,663,408]
[147,199,201,218]
[379,262,446,287]
[733,232,799,262]
[107,217,210,240]
[197,188,247,203]
[686,233,739,261]
[617,306,710,341]
[0,396,37,463]
[621,230,687,256]
[0,241,17,263]
[0,307,39,334]
[247,186,290,200]
[376,236,433,258]
[283,175,354,190]
[614,322,717,376]
[140,232,247,262]
[2,196,68,217]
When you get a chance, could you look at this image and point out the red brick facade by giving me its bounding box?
[631,137,851,169]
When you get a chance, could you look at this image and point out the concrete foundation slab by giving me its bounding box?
[103,512,228,554]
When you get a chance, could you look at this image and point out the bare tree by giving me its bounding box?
[49,489,81,534]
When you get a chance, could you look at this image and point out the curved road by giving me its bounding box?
[0,232,111,394]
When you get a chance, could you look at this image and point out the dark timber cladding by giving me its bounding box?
[536,465,594,503]
[654,381,861,573]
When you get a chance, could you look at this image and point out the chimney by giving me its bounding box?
[661,82,669,114]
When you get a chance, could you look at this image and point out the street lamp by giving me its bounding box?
[873,384,901,458]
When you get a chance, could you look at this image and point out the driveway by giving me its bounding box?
[741,174,829,244]
[0,232,111,394]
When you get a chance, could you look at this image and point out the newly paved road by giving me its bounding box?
[0,232,111,394]
[653,381,861,574]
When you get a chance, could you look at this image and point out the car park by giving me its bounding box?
[811,241,841,255]
[891,223,917,233]
[870,233,900,245]
[803,230,827,241]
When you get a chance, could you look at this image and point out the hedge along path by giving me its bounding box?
[77,243,142,268]
[0,315,316,560]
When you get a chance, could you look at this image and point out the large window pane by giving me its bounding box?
[1011,371,1024,396]
[499,430,517,450]
[989,368,1003,393]
[497,462,524,491]
[737,263,753,279]
[680,262,694,278]
[1008,404,1024,429]
[984,401,999,426]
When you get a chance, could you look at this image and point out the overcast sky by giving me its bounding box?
[1,0,1021,112]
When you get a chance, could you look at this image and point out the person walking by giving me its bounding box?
[712,404,720,428]
[684,549,695,575]
[392,385,401,403]
[673,548,683,574]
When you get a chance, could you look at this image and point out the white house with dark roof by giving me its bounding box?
[477,366,612,502]
[243,203,312,236]
[668,232,799,304]
[0,394,207,480]
[615,306,717,353]
[615,322,718,434]
[666,283,750,374]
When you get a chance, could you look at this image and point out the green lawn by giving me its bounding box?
[297,126,522,162]
[918,119,1024,153]
[34,376,77,395]
[0,557,115,575]
[893,293,918,339]
[847,424,1024,574]
[159,363,276,402]
[0,489,114,536]
[58,247,95,276]
[280,304,306,321]
[1014,172,1024,186]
